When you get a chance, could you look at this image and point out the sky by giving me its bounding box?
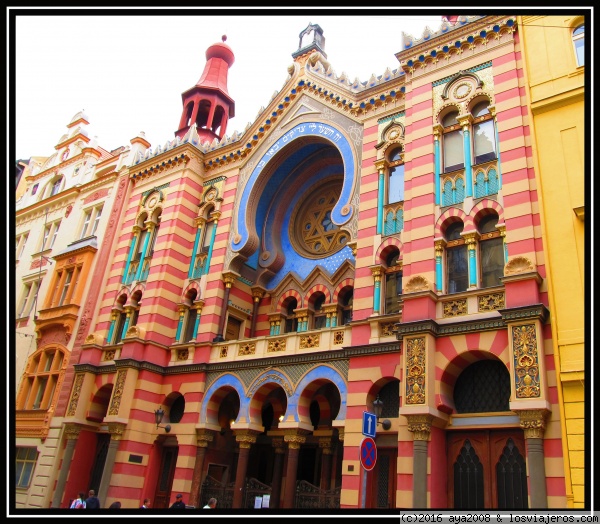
[11,9,449,161]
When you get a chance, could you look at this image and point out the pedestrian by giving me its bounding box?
[108,501,122,509]
[203,497,217,508]
[85,489,101,509]
[140,498,150,508]
[69,492,86,509]
[170,493,186,508]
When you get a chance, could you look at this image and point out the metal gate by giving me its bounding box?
[295,480,341,509]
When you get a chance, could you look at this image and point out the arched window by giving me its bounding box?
[471,101,497,165]
[310,293,327,330]
[339,287,353,325]
[283,298,298,333]
[478,214,504,288]
[442,111,464,173]
[387,146,404,204]
[572,25,584,66]
[384,250,402,314]
[445,221,468,294]
[190,207,217,279]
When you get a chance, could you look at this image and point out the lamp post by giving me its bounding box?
[154,406,171,433]
[372,395,392,431]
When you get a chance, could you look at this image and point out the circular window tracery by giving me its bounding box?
[289,178,348,258]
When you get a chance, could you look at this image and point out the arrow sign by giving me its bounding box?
[360,436,377,471]
[362,411,377,438]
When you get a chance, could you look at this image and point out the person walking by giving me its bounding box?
[140,498,150,508]
[169,493,186,509]
[108,501,121,509]
[85,489,101,509]
[203,497,217,508]
[69,492,86,509]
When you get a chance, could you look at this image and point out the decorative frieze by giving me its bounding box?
[238,342,256,356]
[512,324,541,398]
[478,292,505,312]
[267,338,286,353]
[66,373,85,416]
[108,369,127,416]
[405,337,426,404]
[299,334,320,349]
[442,299,468,317]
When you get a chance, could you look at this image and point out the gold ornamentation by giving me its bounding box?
[454,83,472,99]
[406,337,426,404]
[478,293,505,312]
[267,338,286,352]
[103,349,116,361]
[108,422,126,440]
[406,414,433,441]
[238,343,256,356]
[66,374,85,416]
[177,349,189,360]
[248,373,292,396]
[333,330,344,345]
[108,369,127,416]
[219,346,228,358]
[505,256,535,275]
[300,334,320,349]
[404,275,430,293]
[518,409,549,439]
[380,322,397,337]
[512,324,540,398]
[64,424,82,439]
[442,299,468,317]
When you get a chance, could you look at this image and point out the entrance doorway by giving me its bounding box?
[367,446,397,509]
[153,446,179,508]
[448,430,528,509]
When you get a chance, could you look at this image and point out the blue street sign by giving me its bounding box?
[360,436,377,471]
[362,411,377,438]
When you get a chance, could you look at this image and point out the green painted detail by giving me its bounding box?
[433,61,492,87]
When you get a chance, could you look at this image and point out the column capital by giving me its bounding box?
[374,159,386,172]
[107,422,127,440]
[64,423,83,440]
[251,286,267,301]
[517,408,550,439]
[369,265,383,280]
[283,429,309,448]
[196,428,215,446]
[319,438,333,454]
[235,429,259,447]
[272,437,286,453]
[222,271,240,288]
[406,414,434,441]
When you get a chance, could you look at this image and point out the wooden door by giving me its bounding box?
[153,446,179,508]
[367,447,397,509]
[448,430,527,509]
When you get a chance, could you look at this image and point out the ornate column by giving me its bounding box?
[434,240,445,293]
[98,422,126,505]
[250,287,265,338]
[370,266,383,314]
[519,409,551,508]
[188,217,204,278]
[319,438,333,491]
[270,438,286,509]
[375,159,386,235]
[135,221,155,280]
[122,225,140,283]
[213,271,237,342]
[203,210,220,276]
[191,299,204,340]
[282,431,307,508]
[499,226,508,263]
[458,114,474,197]
[406,414,433,509]
[175,305,186,342]
[51,424,81,507]
[433,124,442,205]
[189,429,214,508]
[464,233,478,288]
[232,430,257,508]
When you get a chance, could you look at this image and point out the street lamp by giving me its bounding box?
[372,395,391,431]
[154,406,171,433]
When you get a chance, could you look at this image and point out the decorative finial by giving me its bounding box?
[222,35,227,42]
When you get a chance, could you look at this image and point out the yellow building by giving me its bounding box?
[518,15,586,508]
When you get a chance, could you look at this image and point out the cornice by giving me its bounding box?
[396,316,507,339]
